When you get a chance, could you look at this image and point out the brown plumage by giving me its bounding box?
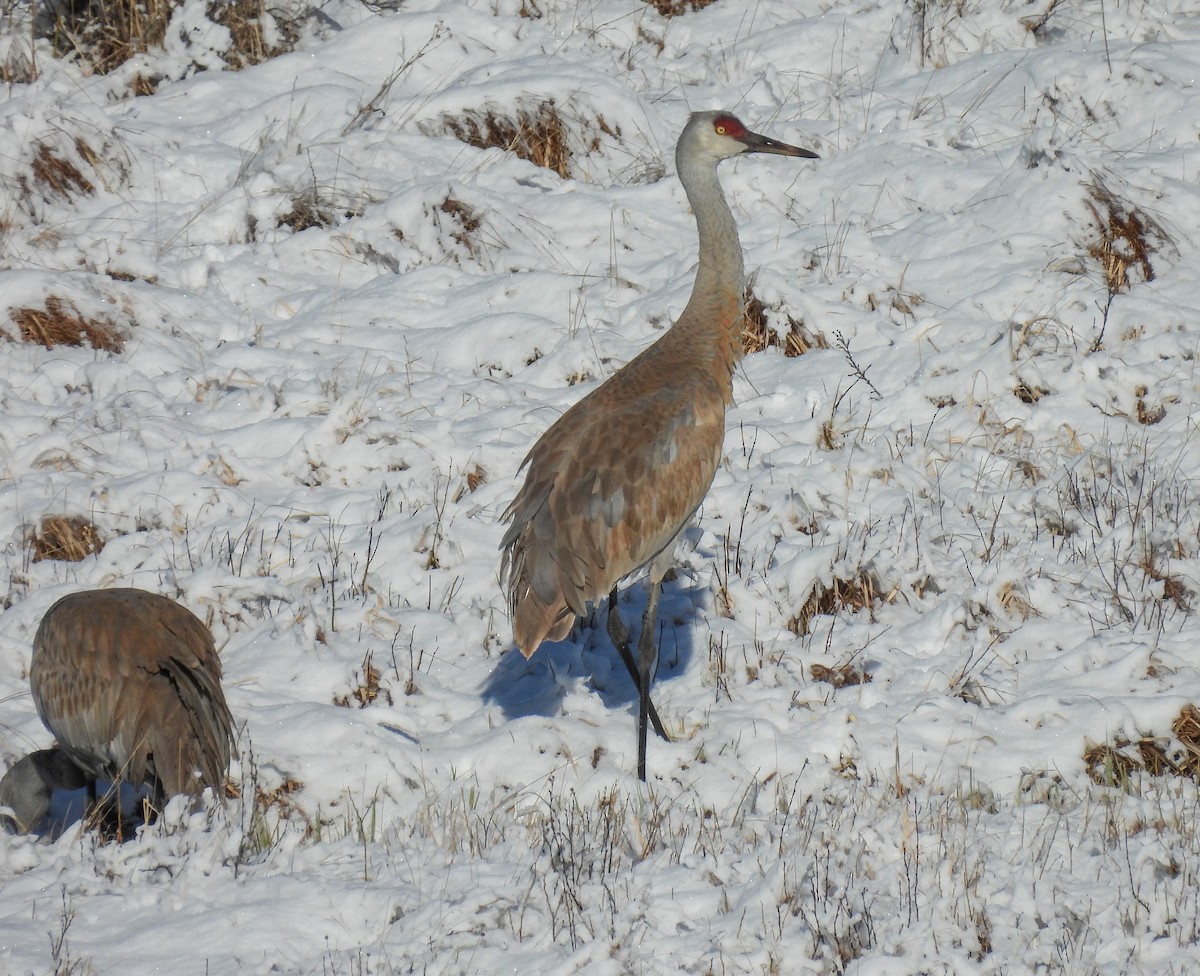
[29,588,234,807]
[501,111,817,780]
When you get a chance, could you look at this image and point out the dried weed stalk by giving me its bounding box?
[9,296,125,352]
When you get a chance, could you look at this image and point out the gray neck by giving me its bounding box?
[676,150,745,321]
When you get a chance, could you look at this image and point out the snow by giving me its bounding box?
[3,0,1200,972]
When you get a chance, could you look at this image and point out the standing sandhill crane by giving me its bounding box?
[29,588,234,818]
[501,111,817,780]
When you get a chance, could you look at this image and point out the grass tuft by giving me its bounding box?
[788,572,882,638]
[40,0,303,90]
[435,101,572,178]
[1084,704,1200,788]
[644,0,720,15]
[9,296,125,352]
[810,662,872,688]
[30,141,96,199]
[30,516,105,563]
[742,292,828,357]
[1085,179,1165,295]
[333,651,392,708]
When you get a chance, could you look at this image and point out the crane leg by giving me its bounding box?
[635,578,663,782]
[606,589,668,745]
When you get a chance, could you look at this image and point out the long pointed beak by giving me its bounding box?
[741,130,819,159]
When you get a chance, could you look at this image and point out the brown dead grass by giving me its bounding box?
[742,293,829,357]
[30,141,96,199]
[1085,179,1166,295]
[810,662,872,688]
[787,571,882,638]
[452,462,487,503]
[31,515,105,563]
[436,196,485,260]
[9,296,125,352]
[1133,384,1165,426]
[1084,705,1200,787]
[44,0,297,87]
[645,0,720,14]
[437,101,572,178]
[333,652,392,709]
[1139,550,1191,612]
[211,0,299,70]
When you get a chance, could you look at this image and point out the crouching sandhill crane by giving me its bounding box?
[501,111,817,781]
[0,748,88,837]
[29,588,234,819]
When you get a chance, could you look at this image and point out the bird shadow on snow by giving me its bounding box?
[480,578,698,726]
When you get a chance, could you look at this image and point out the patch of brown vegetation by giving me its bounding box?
[452,462,487,502]
[29,141,96,200]
[742,292,828,357]
[210,0,298,70]
[333,652,392,709]
[1013,380,1049,404]
[787,571,882,637]
[436,196,485,260]
[437,101,572,178]
[9,296,125,352]
[1085,179,1166,295]
[43,0,300,85]
[810,661,871,688]
[1139,550,1191,612]
[1133,384,1165,426]
[30,516,105,563]
[645,0,720,15]
[1084,704,1200,787]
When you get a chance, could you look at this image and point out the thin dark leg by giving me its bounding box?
[606,589,667,743]
[635,579,663,782]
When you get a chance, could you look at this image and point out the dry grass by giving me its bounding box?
[9,296,125,352]
[452,463,487,503]
[1133,384,1165,426]
[436,196,484,260]
[30,516,105,563]
[29,141,96,199]
[787,572,881,638]
[1012,380,1049,404]
[1084,705,1200,787]
[742,293,829,357]
[43,0,299,89]
[810,662,872,688]
[333,652,391,709]
[645,0,720,14]
[211,0,299,70]
[1085,179,1165,295]
[1139,551,1191,612]
[436,101,572,178]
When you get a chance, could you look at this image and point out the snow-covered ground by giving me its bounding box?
[2,0,1200,972]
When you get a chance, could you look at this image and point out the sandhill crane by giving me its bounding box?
[501,111,817,780]
[0,747,88,837]
[29,588,234,819]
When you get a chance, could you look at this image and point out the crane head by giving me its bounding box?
[684,110,819,162]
